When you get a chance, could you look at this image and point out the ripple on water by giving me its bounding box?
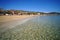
[0,16,60,40]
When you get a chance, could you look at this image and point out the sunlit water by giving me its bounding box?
[0,16,60,40]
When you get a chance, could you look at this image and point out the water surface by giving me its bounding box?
[0,16,60,40]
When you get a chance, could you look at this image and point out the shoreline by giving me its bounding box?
[0,15,37,33]
[0,15,37,22]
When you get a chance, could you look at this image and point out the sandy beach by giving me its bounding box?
[0,15,36,33]
[0,15,35,22]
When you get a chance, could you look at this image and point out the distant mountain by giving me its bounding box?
[48,12,60,14]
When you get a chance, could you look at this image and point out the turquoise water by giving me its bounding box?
[29,16,60,40]
[0,16,60,40]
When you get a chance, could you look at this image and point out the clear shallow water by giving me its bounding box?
[0,16,60,40]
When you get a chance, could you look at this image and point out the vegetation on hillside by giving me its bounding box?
[0,8,60,16]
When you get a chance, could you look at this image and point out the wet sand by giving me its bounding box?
[0,15,36,33]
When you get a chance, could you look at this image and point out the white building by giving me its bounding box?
[38,13,40,15]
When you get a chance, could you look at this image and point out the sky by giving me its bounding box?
[0,0,60,12]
